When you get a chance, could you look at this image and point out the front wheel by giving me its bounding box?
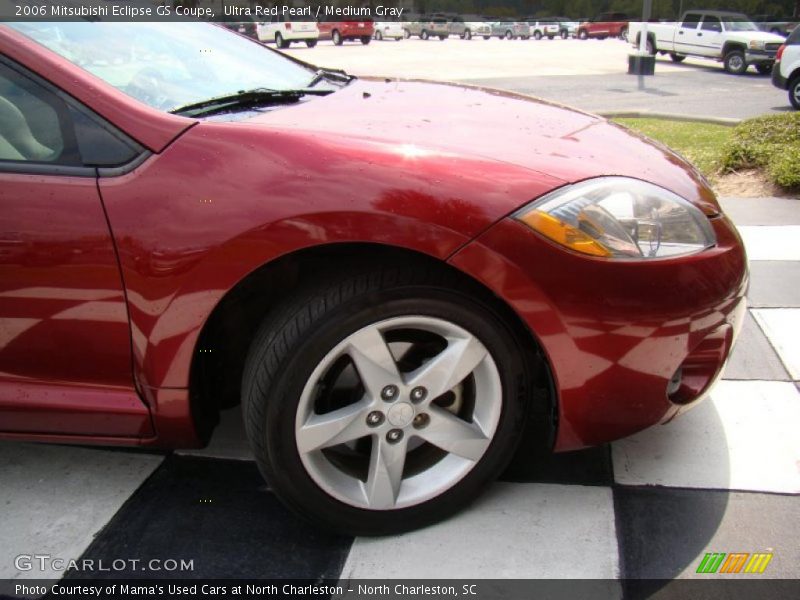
[275,32,289,49]
[375,30,383,41]
[305,39,317,48]
[464,29,472,40]
[669,52,685,62]
[439,35,447,40]
[620,27,628,41]
[242,267,529,535]
[420,30,429,40]
[504,30,513,40]
[533,30,542,40]
[561,29,568,39]
[790,76,800,110]
[332,30,343,46]
[755,63,772,75]
[578,29,588,40]
[483,35,491,40]
[724,49,747,74]
[361,36,371,45]
[403,29,410,39]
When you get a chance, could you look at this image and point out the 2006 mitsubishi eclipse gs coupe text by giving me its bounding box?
[0,22,747,534]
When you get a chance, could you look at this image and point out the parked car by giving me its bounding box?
[461,15,493,40]
[373,21,403,41]
[318,20,374,45]
[257,17,319,48]
[491,21,530,40]
[404,15,450,40]
[577,13,630,40]
[630,11,786,74]
[549,16,580,38]
[1,20,746,536]
[752,14,799,37]
[772,25,800,108]
[525,19,560,40]
[431,13,467,38]
[221,18,258,40]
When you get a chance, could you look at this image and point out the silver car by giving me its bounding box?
[404,15,450,40]
[491,21,530,40]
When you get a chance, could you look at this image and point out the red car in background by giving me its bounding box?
[0,21,746,535]
[577,12,630,40]
[317,20,374,45]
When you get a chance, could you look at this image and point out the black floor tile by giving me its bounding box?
[616,486,800,598]
[66,456,353,579]
[501,439,613,486]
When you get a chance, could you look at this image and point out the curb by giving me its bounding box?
[598,110,742,126]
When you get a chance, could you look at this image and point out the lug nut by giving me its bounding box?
[386,429,404,444]
[366,411,384,427]
[413,413,430,429]
[410,386,428,403]
[381,385,399,401]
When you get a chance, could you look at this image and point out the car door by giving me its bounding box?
[675,12,702,54]
[697,15,724,56]
[0,58,152,438]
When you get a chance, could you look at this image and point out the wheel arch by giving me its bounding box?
[722,41,746,56]
[189,242,556,447]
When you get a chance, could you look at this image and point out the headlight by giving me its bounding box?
[749,40,765,50]
[515,177,717,259]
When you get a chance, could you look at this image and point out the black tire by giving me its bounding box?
[644,37,656,54]
[547,35,555,40]
[421,30,429,40]
[578,29,588,40]
[620,27,628,41]
[670,53,685,62]
[439,35,447,40]
[533,30,542,40]
[723,49,747,74]
[483,35,491,40]
[789,75,800,110]
[375,30,382,41]
[561,29,568,39]
[504,30,513,40]
[361,36,371,45]
[403,29,410,39]
[755,63,772,75]
[464,29,472,40]
[242,265,530,535]
[275,32,289,49]
[305,40,317,48]
[332,30,343,46]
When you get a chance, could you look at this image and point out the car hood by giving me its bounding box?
[729,30,787,43]
[247,79,720,214]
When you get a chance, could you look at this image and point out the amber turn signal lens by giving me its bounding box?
[519,211,611,257]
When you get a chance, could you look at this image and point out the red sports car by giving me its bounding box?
[317,20,374,45]
[0,22,746,534]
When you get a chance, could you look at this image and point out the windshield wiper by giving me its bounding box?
[306,67,356,89]
[169,87,333,117]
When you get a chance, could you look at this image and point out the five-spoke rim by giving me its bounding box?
[295,316,502,510]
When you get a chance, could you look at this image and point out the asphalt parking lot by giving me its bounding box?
[284,37,790,119]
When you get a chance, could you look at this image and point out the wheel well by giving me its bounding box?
[722,42,746,56]
[189,243,556,447]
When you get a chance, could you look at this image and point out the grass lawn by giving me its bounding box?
[613,118,733,179]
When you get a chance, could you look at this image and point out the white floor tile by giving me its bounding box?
[340,482,619,580]
[738,226,800,261]
[752,309,800,380]
[177,406,253,461]
[0,443,163,579]
[613,380,800,493]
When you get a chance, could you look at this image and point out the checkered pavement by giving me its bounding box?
[1,197,798,587]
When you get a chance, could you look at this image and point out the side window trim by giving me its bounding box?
[0,55,148,178]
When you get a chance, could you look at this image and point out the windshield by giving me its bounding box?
[722,17,759,31]
[9,22,318,113]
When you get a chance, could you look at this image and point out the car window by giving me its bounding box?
[681,14,702,29]
[787,26,800,44]
[10,22,316,113]
[0,62,71,164]
[701,17,722,32]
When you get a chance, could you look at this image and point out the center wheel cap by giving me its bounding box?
[387,402,415,428]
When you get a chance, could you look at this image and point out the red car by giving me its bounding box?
[577,12,631,40]
[317,20,374,45]
[0,22,746,535]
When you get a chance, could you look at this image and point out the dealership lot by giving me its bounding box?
[284,38,789,119]
[1,197,798,584]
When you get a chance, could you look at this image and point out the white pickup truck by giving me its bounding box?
[629,10,786,74]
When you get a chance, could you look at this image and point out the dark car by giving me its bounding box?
[221,18,258,40]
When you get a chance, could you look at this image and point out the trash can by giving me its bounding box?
[628,53,655,75]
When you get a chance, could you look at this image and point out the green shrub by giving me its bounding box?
[721,113,800,189]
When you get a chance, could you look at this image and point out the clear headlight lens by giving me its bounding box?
[515,177,716,259]
[749,40,765,50]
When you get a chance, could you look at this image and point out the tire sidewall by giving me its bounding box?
[254,288,528,534]
[790,77,800,110]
